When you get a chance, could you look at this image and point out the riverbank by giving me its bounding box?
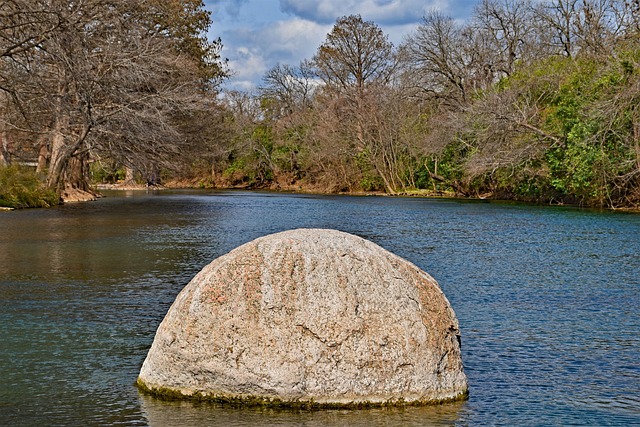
[96,180,460,199]
[4,174,637,212]
[93,180,640,212]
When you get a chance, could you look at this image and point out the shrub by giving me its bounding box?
[0,165,60,208]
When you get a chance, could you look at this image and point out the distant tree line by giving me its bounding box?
[216,0,640,208]
[3,0,640,209]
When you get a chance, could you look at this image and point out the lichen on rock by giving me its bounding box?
[137,228,468,408]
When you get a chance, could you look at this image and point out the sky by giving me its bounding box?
[203,0,475,92]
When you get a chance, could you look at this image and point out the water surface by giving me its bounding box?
[1,190,638,426]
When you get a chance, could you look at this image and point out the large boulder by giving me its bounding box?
[137,229,468,407]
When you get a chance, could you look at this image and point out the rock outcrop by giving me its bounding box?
[138,228,468,407]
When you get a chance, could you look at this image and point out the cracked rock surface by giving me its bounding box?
[138,228,468,406]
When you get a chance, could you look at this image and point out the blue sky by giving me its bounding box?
[204,0,475,91]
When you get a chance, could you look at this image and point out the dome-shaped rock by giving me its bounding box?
[137,229,468,407]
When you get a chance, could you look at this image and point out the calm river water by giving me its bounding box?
[1,190,638,426]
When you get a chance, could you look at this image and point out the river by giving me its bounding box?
[1,190,638,426]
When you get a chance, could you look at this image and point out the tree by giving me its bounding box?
[534,0,580,57]
[473,0,540,77]
[259,60,315,120]
[573,0,620,55]
[0,1,60,58]
[402,11,475,109]
[313,15,395,96]
[309,15,402,192]
[0,0,226,200]
[618,0,640,37]
[143,0,226,86]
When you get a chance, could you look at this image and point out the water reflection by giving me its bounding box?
[1,190,639,426]
[139,393,466,427]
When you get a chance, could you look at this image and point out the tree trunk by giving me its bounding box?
[36,135,49,174]
[633,111,640,171]
[428,170,469,196]
[46,125,67,190]
[0,130,9,166]
[60,151,96,202]
[124,166,136,186]
[46,110,93,199]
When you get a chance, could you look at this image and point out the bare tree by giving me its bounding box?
[464,88,559,177]
[310,14,400,192]
[355,84,433,193]
[574,0,621,55]
[534,0,580,57]
[617,0,640,36]
[402,11,474,109]
[259,60,315,120]
[0,1,60,58]
[297,93,363,192]
[473,0,540,77]
[0,0,226,199]
[313,15,395,96]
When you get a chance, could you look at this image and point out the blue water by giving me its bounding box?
[0,190,638,426]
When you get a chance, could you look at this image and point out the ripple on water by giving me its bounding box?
[1,191,639,426]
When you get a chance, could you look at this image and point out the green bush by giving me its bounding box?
[90,162,126,183]
[360,173,384,192]
[0,165,60,208]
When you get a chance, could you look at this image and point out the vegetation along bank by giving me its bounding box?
[2,0,640,209]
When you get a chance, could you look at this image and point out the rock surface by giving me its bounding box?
[138,228,468,407]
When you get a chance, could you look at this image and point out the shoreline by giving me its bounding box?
[93,182,640,212]
[4,182,638,212]
[51,181,624,214]
[94,182,456,199]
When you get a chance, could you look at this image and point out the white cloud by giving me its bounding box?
[279,0,457,25]
[207,0,475,91]
[268,19,329,62]
[221,18,329,91]
[228,46,265,78]
[207,0,250,18]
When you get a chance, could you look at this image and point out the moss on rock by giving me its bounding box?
[136,377,468,409]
